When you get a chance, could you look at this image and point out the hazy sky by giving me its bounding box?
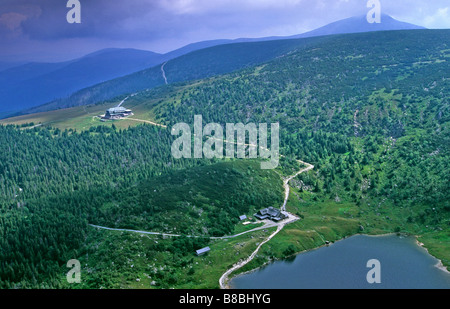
[1,0,449,62]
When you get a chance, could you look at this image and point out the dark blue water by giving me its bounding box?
[230,234,450,289]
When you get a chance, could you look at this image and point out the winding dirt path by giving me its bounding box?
[219,224,283,289]
[87,126,313,288]
[126,117,167,128]
[161,62,168,85]
[89,221,277,240]
[281,160,314,211]
[219,159,314,289]
[90,158,314,289]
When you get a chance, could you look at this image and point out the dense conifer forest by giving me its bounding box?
[0,29,448,288]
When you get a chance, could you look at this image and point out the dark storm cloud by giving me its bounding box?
[0,0,449,62]
[12,0,162,41]
[0,0,365,42]
[3,0,450,42]
[3,1,450,39]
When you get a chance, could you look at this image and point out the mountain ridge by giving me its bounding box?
[1,14,427,117]
[291,14,426,38]
[0,48,165,116]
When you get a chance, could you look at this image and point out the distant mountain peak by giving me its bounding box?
[292,14,426,39]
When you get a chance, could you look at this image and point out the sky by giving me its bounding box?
[0,0,449,63]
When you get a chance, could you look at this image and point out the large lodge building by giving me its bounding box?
[102,107,132,120]
[254,206,287,222]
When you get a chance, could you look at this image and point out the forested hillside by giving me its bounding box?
[0,49,165,115]
[151,29,449,212]
[20,36,330,115]
[0,29,448,288]
[0,124,283,288]
[0,124,197,288]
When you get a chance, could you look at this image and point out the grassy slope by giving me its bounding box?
[232,186,449,281]
[67,155,448,289]
[0,82,190,131]
[0,98,161,132]
[62,225,277,289]
[58,159,284,289]
[2,30,449,288]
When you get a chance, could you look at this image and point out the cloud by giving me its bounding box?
[0,2,42,39]
[0,0,449,62]
[159,0,305,15]
[423,7,450,29]
[0,12,27,31]
[6,0,448,43]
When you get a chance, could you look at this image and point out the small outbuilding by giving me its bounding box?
[239,215,247,221]
[196,247,211,256]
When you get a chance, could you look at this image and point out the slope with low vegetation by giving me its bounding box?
[0,29,448,288]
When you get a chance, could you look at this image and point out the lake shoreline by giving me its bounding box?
[415,239,450,274]
[228,232,450,288]
[229,232,360,287]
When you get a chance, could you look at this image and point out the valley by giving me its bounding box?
[0,28,448,289]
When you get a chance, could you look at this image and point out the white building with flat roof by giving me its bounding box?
[102,106,132,119]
